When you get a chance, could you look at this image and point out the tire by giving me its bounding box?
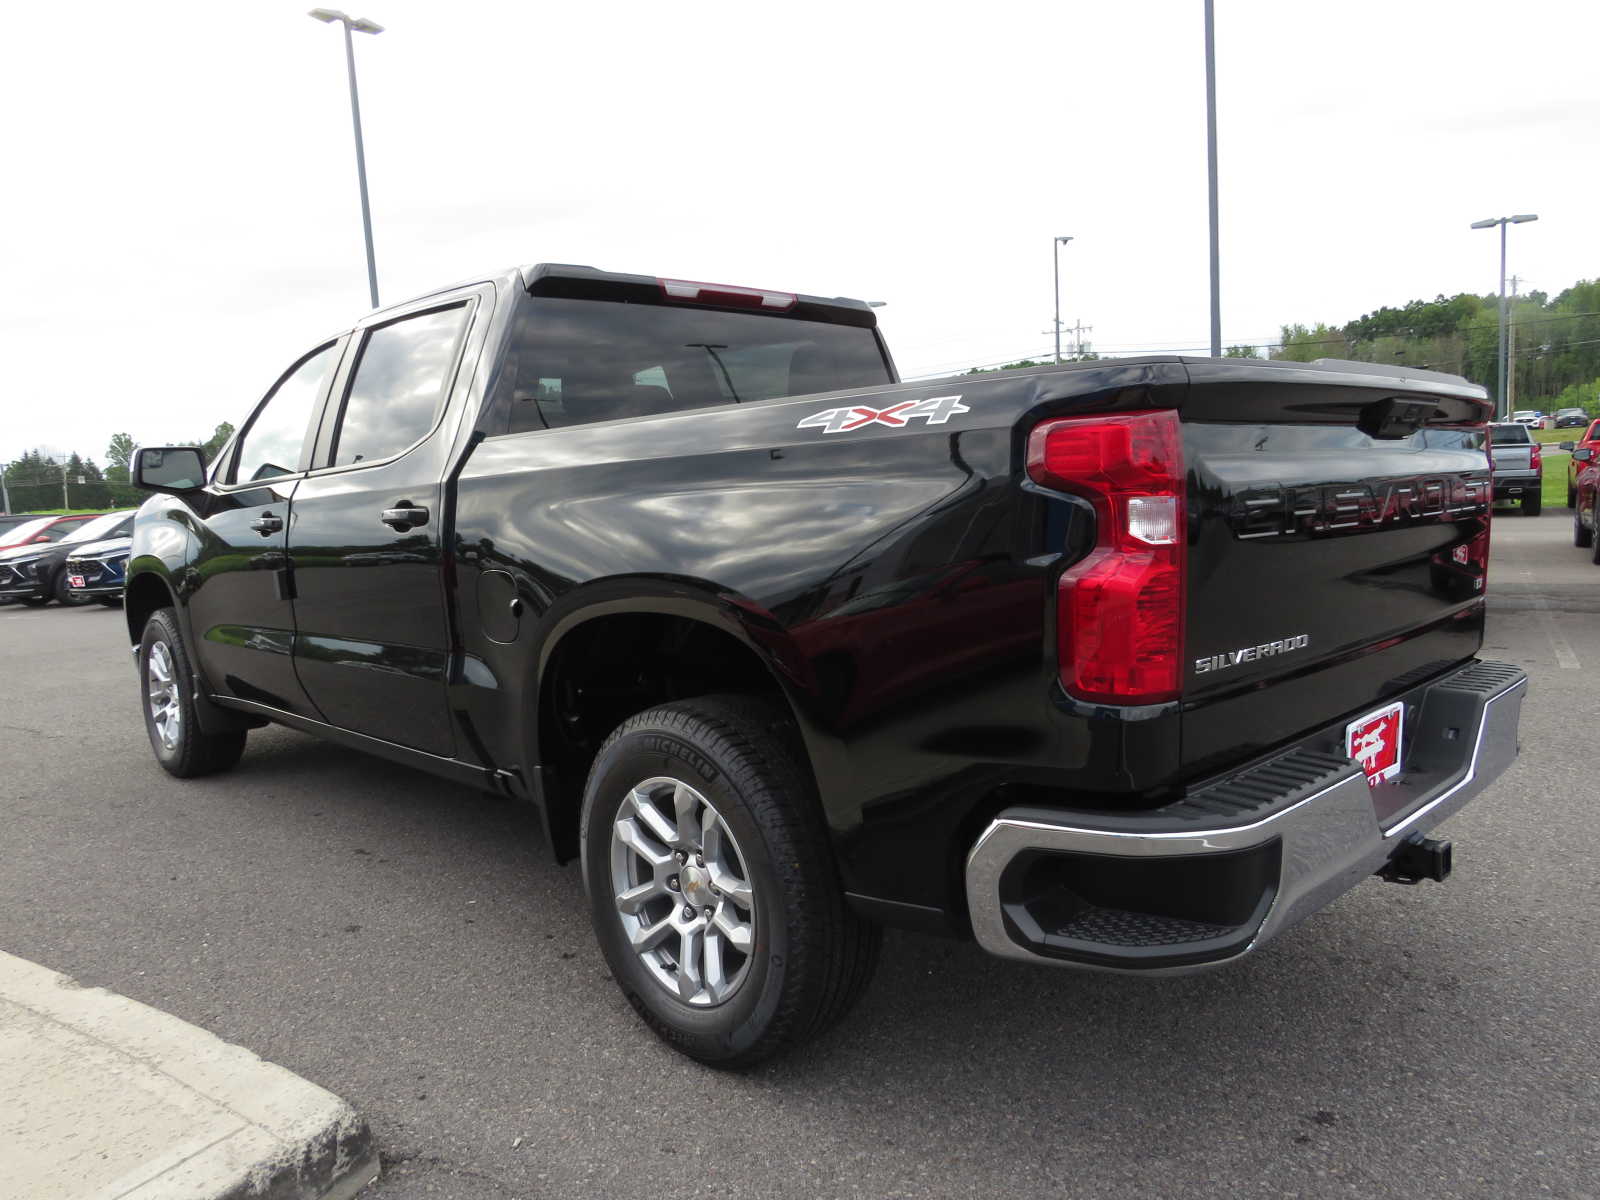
[1590,520,1600,565]
[580,694,880,1068]
[52,570,91,606]
[1575,510,1593,548]
[1524,492,1542,516]
[139,607,247,777]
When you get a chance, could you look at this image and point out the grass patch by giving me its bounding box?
[1543,466,1569,509]
[1532,427,1586,445]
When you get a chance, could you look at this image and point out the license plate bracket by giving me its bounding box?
[1346,700,1405,784]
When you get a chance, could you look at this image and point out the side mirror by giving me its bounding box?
[1574,448,1594,462]
[1560,441,1575,451]
[133,446,207,494]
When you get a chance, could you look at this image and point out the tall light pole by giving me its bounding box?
[1470,214,1538,418]
[309,9,384,310]
[1204,0,1221,358]
[1052,236,1073,364]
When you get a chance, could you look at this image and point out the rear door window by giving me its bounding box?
[1488,425,1530,446]
[330,305,470,467]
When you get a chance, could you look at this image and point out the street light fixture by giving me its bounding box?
[1470,213,1538,418]
[1052,236,1073,364]
[309,8,384,309]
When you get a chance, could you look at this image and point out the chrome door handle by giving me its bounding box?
[380,504,429,531]
[250,513,283,536]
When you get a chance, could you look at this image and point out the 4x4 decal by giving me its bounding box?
[796,394,969,435]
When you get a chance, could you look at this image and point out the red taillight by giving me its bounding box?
[1530,442,1542,470]
[658,278,798,310]
[1027,409,1186,705]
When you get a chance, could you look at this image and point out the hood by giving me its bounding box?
[64,536,132,559]
[0,541,54,563]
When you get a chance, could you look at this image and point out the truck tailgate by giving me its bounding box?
[1178,360,1492,780]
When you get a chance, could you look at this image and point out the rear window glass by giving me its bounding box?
[1488,425,1531,445]
[505,297,892,433]
[1419,428,1484,451]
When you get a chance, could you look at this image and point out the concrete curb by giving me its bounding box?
[0,950,379,1200]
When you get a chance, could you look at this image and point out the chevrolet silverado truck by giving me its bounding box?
[1487,421,1543,514]
[126,264,1526,1066]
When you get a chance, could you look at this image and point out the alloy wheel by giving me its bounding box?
[609,776,756,1006]
[146,641,182,751]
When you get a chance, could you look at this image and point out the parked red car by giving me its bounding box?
[1563,418,1600,507]
[0,514,100,551]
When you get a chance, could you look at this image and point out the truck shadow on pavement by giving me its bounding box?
[198,723,1539,1196]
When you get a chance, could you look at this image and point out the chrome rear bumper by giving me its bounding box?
[965,660,1526,974]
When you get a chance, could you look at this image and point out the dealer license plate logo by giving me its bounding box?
[67,575,85,589]
[1346,701,1404,784]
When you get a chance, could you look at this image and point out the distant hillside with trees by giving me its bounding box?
[961,277,1600,415]
[1,423,234,514]
[1270,278,1600,413]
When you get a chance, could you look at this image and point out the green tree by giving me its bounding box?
[200,422,235,461]
[964,348,1099,374]
[1272,323,1347,362]
[64,453,113,509]
[1224,345,1260,359]
[105,432,135,483]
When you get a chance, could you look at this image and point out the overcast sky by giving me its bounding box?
[2,0,1596,466]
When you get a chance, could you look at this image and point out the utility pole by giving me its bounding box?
[1507,275,1522,413]
[1039,316,1094,361]
[1070,318,1094,359]
[0,465,9,515]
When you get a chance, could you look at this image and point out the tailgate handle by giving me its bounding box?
[1359,396,1438,439]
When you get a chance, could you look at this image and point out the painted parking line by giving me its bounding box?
[1520,566,1581,669]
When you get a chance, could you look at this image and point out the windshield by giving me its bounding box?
[1489,425,1531,446]
[3,517,57,543]
[62,511,134,543]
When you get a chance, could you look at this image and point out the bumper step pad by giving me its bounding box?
[966,659,1529,973]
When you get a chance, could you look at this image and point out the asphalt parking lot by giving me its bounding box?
[2,511,1597,1200]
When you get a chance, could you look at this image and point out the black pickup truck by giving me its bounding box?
[127,264,1526,1066]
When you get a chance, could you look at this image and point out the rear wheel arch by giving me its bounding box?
[530,595,821,863]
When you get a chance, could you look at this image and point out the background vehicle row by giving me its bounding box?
[0,511,134,607]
